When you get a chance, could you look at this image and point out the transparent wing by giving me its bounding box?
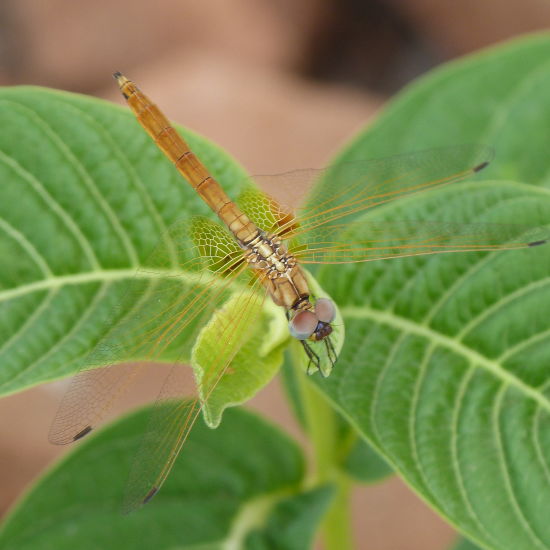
[49,217,248,444]
[290,220,550,264]
[237,145,492,240]
[121,276,267,513]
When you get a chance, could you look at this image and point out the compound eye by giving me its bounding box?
[315,298,336,323]
[289,310,318,340]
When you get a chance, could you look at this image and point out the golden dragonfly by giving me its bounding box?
[49,73,549,513]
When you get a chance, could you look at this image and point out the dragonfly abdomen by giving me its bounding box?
[114,72,260,243]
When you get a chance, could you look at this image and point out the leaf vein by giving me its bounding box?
[457,276,550,341]
[1,282,112,390]
[0,288,59,358]
[450,366,497,544]
[0,217,53,277]
[0,99,140,267]
[532,404,550,489]
[493,385,549,550]
[369,331,406,452]
[0,149,100,269]
[498,325,550,364]
[408,342,439,496]
[62,100,180,268]
[0,268,224,304]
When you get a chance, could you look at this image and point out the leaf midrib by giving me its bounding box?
[0,267,227,303]
[341,305,550,413]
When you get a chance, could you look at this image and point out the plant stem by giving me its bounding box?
[294,347,354,550]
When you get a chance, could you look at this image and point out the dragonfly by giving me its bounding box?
[49,72,549,513]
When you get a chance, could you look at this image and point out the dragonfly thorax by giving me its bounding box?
[244,232,297,278]
[243,232,310,309]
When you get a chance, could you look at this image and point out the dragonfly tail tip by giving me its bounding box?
[528,240,547,247]
[112,71,129,87]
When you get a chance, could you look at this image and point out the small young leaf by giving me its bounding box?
[194,293,288,428]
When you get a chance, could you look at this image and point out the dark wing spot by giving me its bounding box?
[143,487,159,505]
[528,240,547,247]
[473,161,490,173]
[73,425,93,441]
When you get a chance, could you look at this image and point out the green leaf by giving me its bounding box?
[0,406,321,550]
[0,86,268,398]
[311,34,550,550]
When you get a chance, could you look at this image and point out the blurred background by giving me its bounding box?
[1,1,549,548]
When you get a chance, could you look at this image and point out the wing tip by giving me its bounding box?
[143,486,159,505]
[73,425,93,441]
[121,486,160,515]
[528,239,547,247]
[473,160,490,173]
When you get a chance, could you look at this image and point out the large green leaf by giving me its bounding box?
[0,86,288,409]
[0,406,330,550]
[311,34,550,549]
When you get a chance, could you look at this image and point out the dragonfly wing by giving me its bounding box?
[290,220,550,264]
[49,217,248,444]
[288,145,494,243]
[236,146,493,245]
[122,277,268,513]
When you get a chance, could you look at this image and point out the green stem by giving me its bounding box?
[293,346,354,550]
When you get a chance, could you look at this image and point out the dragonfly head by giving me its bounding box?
[289,298,336,341]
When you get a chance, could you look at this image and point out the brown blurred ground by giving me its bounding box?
[1,1,549,548]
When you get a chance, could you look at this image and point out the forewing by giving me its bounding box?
[288,145,493,242]
[237,145,493,248]
[49,217,247,444]
[121,277,268,513]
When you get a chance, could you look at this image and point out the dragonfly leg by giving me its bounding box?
[300,340,321,375]
[325,336,338,366]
